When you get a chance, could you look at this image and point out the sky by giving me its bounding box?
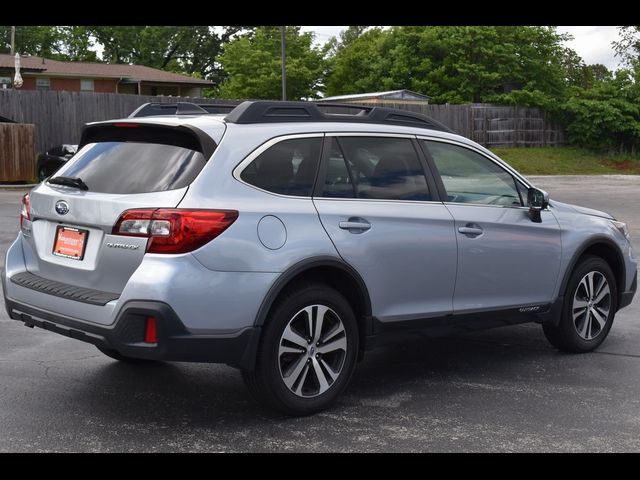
[300,26,623,70]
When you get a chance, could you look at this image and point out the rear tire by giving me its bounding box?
[96,346,158,364]
[543,255,617,353]
[242,283,359,416]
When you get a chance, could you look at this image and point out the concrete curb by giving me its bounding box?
[0,184,36,189]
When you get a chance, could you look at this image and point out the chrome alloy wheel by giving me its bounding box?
[572,271,611,340]
[278,305,347,398]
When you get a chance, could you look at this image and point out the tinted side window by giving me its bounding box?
[516,180,529,207]
[323,137,430,201]
[424,141,522,207]
[240,138,322,196]
[323,141,355,198]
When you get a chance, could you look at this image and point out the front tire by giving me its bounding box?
[543,255,617,352]
[242,283,359,416]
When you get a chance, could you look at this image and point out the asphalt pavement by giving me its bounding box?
[1,176,639,452]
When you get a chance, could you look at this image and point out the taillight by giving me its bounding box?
[20,193,30,228]
[112,208,238,254]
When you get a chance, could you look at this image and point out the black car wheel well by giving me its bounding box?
[254,257,372,358]
[560,238,625,308]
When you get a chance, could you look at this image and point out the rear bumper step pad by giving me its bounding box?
[10,271,119,306]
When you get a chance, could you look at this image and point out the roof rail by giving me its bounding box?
[129,102,208,118]
[128,102,239,118]
[196,103,239,114]
[224,100,453,133]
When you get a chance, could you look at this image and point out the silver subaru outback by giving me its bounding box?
[2,101,637,415]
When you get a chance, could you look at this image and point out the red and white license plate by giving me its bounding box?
[52,226,89,260]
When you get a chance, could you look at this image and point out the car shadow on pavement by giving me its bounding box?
[84,323,557,424]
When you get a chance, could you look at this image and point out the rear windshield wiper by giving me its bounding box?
[48,176,89,191]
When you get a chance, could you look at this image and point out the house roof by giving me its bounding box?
[0,54,212,85]
[320,89,432,102]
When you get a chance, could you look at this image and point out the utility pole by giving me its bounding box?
[10,26,16,55]
[280,26,287,101]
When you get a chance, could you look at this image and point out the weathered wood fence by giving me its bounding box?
[0,91,566,180]
[0,123,36,182]
[0,90,239,153]
[348,101,565,147]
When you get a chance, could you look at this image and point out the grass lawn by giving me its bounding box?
[490,147,640,175]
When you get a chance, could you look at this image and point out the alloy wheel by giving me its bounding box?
[572,271,611,340]
[278,304,347,398]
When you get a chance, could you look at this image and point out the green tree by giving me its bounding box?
[325,26,574,107]
[56,26,97,62]
[324,27,390,97]
[614,26,640,67]
[87,26,246,86]
[1,26,96,61]
[1,26,62,58]
[562,70,640,153]
[217,26,326,100]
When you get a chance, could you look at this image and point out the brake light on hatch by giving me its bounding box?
[112,209,238,254]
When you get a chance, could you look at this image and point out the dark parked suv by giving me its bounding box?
[36,144,78,181]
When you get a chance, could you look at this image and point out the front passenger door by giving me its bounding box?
[422,140,562,314]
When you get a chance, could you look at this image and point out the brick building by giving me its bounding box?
[0,54,212,96]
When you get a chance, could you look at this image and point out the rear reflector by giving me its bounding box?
[144,316,157,344]
[113,208,238,254]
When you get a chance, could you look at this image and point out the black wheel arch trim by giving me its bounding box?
[558,235,626,306]
[254,256,373,332]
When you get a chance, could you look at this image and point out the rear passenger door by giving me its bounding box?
[312,135,457,323]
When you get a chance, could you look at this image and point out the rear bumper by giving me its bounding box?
[3,288,260,369]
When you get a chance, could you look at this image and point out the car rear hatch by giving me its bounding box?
[21,121,219,299]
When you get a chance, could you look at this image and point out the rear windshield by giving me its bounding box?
[53,142,207,194]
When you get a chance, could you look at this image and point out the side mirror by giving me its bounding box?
[527,187,549,223]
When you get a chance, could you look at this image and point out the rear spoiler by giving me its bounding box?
[79,122,217,159]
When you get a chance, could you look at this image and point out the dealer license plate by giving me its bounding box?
[52,226,89,260]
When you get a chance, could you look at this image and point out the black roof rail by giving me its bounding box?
[128,102,209,118]
[224,100,453,133]
[196,103,239,114]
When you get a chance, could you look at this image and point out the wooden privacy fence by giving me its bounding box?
[0,91,566,170]
[0,123,36,182]
[0,90,240,153]
[470,105,565,147]
[340,101,565,147]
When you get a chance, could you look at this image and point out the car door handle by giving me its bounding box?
[458,226,483,237]
[339,220,371,232]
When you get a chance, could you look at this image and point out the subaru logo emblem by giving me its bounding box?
[55,200,69,215]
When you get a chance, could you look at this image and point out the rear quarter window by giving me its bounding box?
[239,137,322,196]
